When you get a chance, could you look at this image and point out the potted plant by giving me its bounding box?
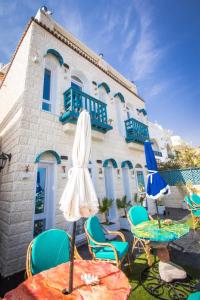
[134,192,146,206]
[116,195,132,230]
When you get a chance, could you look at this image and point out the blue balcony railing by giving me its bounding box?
[125,118,149,144]
[153,150,163,157]
[59,87,112,133]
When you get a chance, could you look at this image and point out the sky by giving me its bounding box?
[0,0,200,146]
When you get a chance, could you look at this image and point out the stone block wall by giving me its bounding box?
[0,15,148,277]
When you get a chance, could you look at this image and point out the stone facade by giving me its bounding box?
[0,9,148,276]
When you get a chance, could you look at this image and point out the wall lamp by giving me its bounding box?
[0,152,12,172]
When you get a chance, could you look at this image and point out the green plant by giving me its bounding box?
[134,193,146,205]
[116,195,132,217]
[98,197,113,224]
[158,146,200,171]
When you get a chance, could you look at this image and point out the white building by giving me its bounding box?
[170,135,189,148]
[148,121,174,162]
[0,8,151,276]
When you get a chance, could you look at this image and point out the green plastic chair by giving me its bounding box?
[185,195,200,230]
[26,229,81,277]
[187,292,200,300]
[127,206,153,265]
[84,216,129,269]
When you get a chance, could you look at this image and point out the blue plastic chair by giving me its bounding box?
[128,206,153,265]
[185,195,200,230]
[187,292,200,300]
[26,229,81,277]
[84,216,129,269]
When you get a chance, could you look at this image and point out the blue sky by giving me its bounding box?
[0,0,199,146]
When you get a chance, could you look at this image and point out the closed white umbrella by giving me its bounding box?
[60,110,99,293]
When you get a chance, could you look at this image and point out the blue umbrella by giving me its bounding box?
[144,141,170,228]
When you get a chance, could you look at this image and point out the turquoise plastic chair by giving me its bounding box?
[128,206,153,265]
[84,216,129,268]
[187,292,200,300]
[128,206,150,226]
[26,229,81,277]
[185,195,200,229]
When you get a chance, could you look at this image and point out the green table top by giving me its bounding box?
[131,220,189,242]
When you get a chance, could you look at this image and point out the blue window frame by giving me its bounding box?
[43,69,51,100]
[42,68,52,112]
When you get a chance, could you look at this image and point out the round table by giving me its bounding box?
[131,219,189,265]
[131,219,189,243]
[4,260,131,300]
[131,220,197,300]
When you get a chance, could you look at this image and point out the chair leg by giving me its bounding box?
[144,242,153,266]
[132,237,139,254]
[127,253,133,272]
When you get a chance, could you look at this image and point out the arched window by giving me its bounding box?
[42,55,59,113]
[135,164,145,194]
[99,86,108,104]
[71,75,83,91]
[115,96,124,136]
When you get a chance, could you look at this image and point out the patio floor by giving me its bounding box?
[0,208,200,299]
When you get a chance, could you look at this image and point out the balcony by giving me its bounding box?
[59,87,113,133]
[125,118,149,144]
[153,150,163,157]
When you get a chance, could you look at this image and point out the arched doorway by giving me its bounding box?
[121,160,133,201]
[34,150,60,237]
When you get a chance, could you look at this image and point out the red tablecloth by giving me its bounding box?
[4,260,131,300]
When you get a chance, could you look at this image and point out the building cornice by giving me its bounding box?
[0,16,145,103]
[32,17,145,103]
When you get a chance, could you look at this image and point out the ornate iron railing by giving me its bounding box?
[59,87,112,133]
[125,118,149,144]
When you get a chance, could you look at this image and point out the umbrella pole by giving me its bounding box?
[155,199,161,228]
[63,221,76,294]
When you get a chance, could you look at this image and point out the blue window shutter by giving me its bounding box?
[43,69,51,100]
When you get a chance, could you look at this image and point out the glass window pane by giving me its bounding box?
[35,168,46,214]
[34,219,46,237]
[137,171,145,193]
[43,68,51,100]
[42,102,51,111]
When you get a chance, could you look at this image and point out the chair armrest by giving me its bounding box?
[106,230,126,242]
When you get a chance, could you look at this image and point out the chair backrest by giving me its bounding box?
[185,195,193,209]
[85,216,106,244]
[30,229,70,275]
[128,206,149,226]
[190,194,200,206]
